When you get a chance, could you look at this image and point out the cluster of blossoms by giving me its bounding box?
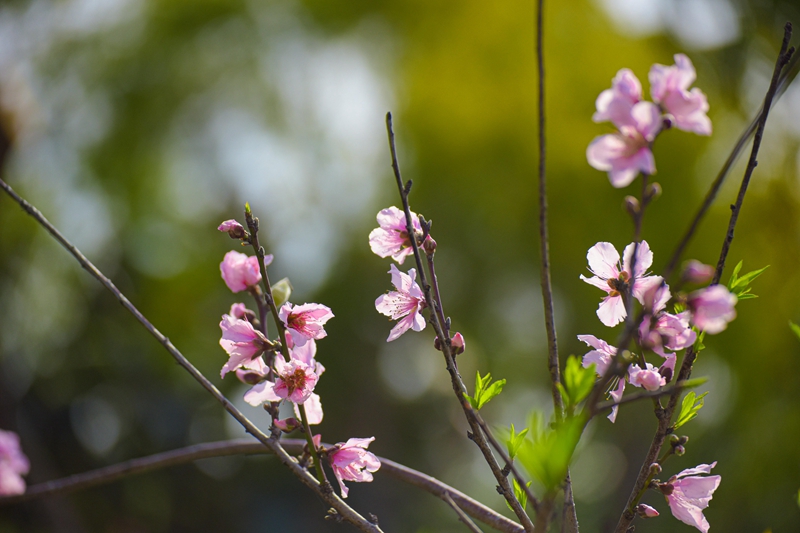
[587,54,711,188]
[578,55,730,531]
[0,429,29,496]
[370,206,465,352]
[216,219,378,497]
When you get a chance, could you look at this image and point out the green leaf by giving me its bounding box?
[727,261,769,299]
[465,371,506,410]
[790,321,800,342]
[517,412,586,491]
[512,478,532,510]
[505,423,529,460]
[673,391,709,430]
[559,356,596,409]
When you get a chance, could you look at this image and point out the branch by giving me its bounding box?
[0,179,381,533]
[385,113,535,533]
[442,492,486,533]
[592,379,697,415]
[0,439,523,533]
[613,24,795,533]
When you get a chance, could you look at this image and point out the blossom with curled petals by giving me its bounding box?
[593,68,643,127]
[0,430,29,496]
[661,462,721,533]
[369,206,423,264]
[578,334,617,376]
[650,54,712,136]
[581,241,662,327]
[217,219,247,239]
[243,356,318,406]
[329,437,381,498]
[220,251,270,293]
[628,362,666,391]
[279,303,334,347]
[687,286,737,334]
[375,264,427,341]
[219,314,270,378]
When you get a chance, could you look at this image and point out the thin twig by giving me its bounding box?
[385,113,535,533]
[613,24,794,533]
[0,439,524,533]
[0,179,382,533]
[593,379,696,415]
[442,492,485,533]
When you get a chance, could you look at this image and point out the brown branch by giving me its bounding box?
[385,113,535,532]
[0,439,523,533]
[442,492,486,533]
[614,23,795,533]
[0,179,381,533]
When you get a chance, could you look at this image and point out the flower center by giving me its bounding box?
[283,368,308,393]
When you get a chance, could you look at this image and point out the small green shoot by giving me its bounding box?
[673,390,709,430]
[505,478,533,512]
[505,423,529,460]
[464,371,506,410]
[517,412,586,491]
[727,261,769,300]
[557,356,596,410]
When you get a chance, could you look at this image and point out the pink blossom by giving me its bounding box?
[229,302,249,320]
[640,311,696,357]
[243,356,319,406]
[608,378,625,423]
[219,314,270,378]
[329,437,381,498]
[687,286,737,334]
[217,219,247,239]
[682,260,715,284]
[368,206,423,264]
[593,68,643,127]
[285,335,324,376]
[273,418,301,433]
[587,101,661,188]
[450,332,466,355]
[294,392,324,425]
[581,241,663,327]
[628,362,666,391]
[650,54,712,136]
[279,303,334,347]
[375,264,427,341]
[577,334,617,376]
[662,462,721,533]
[220,251,270,293]
[0,430,29,496]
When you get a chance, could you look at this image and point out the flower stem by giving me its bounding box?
[298,403,329,488]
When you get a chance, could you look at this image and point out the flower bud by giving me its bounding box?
[674,445,686,456]
[636,504,659,518]
[422,235,437,255]
[645,182,662,203]
[218,219,247,240]
[451,332,466,355]
[677,435,689,445]
[271,278,293,308]
[669,434,680,445]
[274,417,301,433]
[681,260,714,284]
[235,369,265,385]
[648,463,662,476]
[624,196,640,218]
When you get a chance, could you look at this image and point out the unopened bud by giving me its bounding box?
[645,182,662,203]
[274,417,301,433]
[659,366,673,383]
[624,196,640,218]
[636,504,659,518]
[434,336,442,351]
[271,278,293,308]
[451,332,466,355]
[235,368,265,385]
[422,235,437,255]
[218,219,248,240]
[681,260,714,284]
[674,445,686,456]
[677,435,689,445]
[648,463,662,476]
[669,434,680,445]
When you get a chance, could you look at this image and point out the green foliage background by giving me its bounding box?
[2,0,800,531]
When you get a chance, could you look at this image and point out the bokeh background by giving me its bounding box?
[1,0,800,531]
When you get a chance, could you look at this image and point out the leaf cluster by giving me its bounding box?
[728,261,769,300]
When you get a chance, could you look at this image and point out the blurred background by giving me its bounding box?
[1,0,800,531]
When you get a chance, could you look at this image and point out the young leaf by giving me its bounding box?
[464,371,506,410]
[560,356,596,408]
[517,412,586,491]
[727,261,769,299]
[505,423,529,460]
[673,391,709,430]
[790,321,800,342]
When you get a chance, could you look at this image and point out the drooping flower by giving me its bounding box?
[220,251,270,293]
[243,356,319,406]
[578,334,617,376]
[0,430,29,496]
[219,314,271,378]
[628,362,666,391]
[217,219,247,240]
[368,206,423,264]
[687,286,737,334]
[660,462,721,533]
[650,54,712,136]
[581,241,663,327]
[588,72,662,188]
[375,264,427,342]
[329,437,381,498]
[593,68,643,127]
[279,303,334,347]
